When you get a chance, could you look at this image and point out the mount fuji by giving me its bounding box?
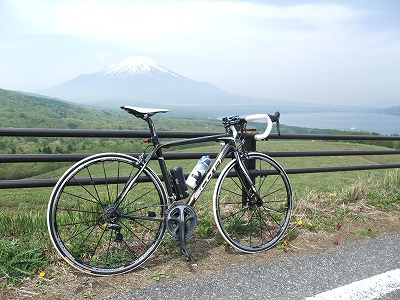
[40,56,253,107]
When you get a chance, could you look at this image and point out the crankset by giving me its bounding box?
[166,204,197,261]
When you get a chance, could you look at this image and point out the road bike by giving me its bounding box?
[47,106,292,276]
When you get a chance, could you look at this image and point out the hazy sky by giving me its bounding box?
[1,0,399,107]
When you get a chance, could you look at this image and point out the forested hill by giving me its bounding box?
[0,88,225,132]
[0,88,130,129]
[0,88,224,180]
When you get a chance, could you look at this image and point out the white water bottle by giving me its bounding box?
[186,155,211,189]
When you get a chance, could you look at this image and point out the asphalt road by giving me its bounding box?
[102,233,400,300]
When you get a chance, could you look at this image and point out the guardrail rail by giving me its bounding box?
[1,128,399,189]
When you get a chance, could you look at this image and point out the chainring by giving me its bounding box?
[166,204,197,239]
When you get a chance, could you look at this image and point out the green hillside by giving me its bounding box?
[0,88,142,129]
[1,88,398,180]
[0,88,230,130]
[0,88,223,179]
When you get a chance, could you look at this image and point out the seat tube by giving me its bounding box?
[157,152,174,201]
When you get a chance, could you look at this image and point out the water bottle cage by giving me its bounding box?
[170,167,189,200]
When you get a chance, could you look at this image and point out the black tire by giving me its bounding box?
[213,152,292,252]
[47,153,167,276]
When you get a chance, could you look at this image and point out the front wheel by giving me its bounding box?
[213,152,292,253]
[47,153,167,276]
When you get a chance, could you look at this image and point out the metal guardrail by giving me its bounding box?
[1,128,399,140]
[0,128,399,189]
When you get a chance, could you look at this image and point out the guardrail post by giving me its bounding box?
[244,127,257,152]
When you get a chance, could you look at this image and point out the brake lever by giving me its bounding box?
[268,111,281,137]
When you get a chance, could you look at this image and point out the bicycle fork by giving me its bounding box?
[234,152,262,207]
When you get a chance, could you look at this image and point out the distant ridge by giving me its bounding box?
[39,56,253,107]
[378,106,400,116]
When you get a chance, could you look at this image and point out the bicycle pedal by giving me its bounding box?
[115,231,123,242]
[182,248,192,262]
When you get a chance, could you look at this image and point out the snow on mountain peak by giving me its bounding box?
[101,56,182,78]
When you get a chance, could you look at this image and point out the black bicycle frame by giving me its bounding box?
[158,134,235,206]
[115,116,254,210]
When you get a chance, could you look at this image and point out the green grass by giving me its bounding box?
[0,238,47,286]
[0,140,399,284]
[258,140,399,193]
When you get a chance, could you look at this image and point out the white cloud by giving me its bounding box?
[97,51,112,60]
[3,0,400,105]
[8,1,364,43]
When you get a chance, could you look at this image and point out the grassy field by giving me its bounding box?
[0,140,399,296]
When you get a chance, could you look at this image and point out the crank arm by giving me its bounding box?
[179,211,192,262]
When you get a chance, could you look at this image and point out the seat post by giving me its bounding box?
[145,117,160,145]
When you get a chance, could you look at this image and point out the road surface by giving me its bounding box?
[102,233,400,300]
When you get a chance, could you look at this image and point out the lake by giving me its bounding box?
[281,112,399,135]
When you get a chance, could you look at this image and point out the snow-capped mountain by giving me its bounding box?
[102,56,185,79]
[39,56,246,107]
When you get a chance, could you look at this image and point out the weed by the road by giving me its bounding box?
[0,239,47,285]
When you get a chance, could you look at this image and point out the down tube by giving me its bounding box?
[187,141,233,206]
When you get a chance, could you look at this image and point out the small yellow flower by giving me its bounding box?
[39,271,46,277]
[329,193,336,198]
[307,222,313,228]
[297,220,303,226]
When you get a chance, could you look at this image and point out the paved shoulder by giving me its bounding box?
[102,233,400,300]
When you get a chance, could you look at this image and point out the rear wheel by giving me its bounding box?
[47,153,167,276]
[213,152,292,253]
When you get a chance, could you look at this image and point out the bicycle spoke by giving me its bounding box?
[121,187,158,210]
[65,222,98,245]
[121,222,148,246]
[221,206,247,224]
[61,190,101,206]
[58,206,103,214]
[56,217,100,228]
[86,167,103,206]
[102,161,112,203]
[260,205,284,225]
[70,177,104,206]
[248,209,256,247]
[221,187,243,199]
[116,161,121,197]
